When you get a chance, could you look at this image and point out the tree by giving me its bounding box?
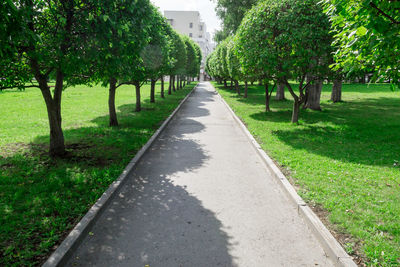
[0,1,115,156]
[236,0,332,122]
[323,0,400,89]
[175,34,188,90]
[226,36,244,95]
[194,43,202,81]
[213,0,259,42]
[167,31,186,94]
[142,7,170,104]
[217,40,231,88]
[88,0,154,126]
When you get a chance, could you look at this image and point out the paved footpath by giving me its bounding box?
[67,82,333,266]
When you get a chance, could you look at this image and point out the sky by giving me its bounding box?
[151,0,221,39]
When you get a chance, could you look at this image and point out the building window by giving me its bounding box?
[199,35,202,38]
[199,25,203,31]
[189,33,193,37]
[189,22,193,28]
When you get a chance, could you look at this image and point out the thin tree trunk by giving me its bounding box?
[169,75,173,95]
[303,80,322,110]
[276,83,285,100]
[150,79,156,103]
[224,80,227,88]
[292,100,300,123]
[109,77,118,127]
[250,81,254,86]
[284,81,301,123]
[265,83,271,112]
[40,71,66,157]
[258,80,263,86]
[244,80,248,98]
[161,76,165,98]
[235,80,240,95]
[230,80,233,90]
[331,79,342,103]
[134,82,141,112]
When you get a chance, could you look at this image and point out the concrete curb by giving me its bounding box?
[214,86,357,267]
[42,84,198,267]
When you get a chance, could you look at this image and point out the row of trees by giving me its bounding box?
[0,1,201,157]
[207,0,399,123]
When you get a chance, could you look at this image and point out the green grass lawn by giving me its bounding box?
[214,82,400,266]
[0,81,195,266]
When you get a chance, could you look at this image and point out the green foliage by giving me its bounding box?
[87,0,154,86]
[214,0,259,42]
[142,6,170,80]
[206,39,232,81]
[215,81,400,266]
[182,35,199,78]
[226,36,245,82]
[193,42,202,77]
[0,0,198,155]
[322,0,400,88]
[236,0,332,82]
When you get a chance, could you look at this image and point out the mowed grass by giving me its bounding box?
[214,82,400,266]
[0,82,195,266]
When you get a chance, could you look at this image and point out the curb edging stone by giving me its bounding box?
[42,84,198,267]
[215,85,357,267]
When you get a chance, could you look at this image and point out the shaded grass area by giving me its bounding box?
[0,82,196,266]
[214,82,400,266]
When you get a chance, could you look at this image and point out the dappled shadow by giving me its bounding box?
[65,83,236,266]
[66,136,235,266]
[248,96,400,167]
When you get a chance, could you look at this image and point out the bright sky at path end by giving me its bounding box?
[151,0,221,39]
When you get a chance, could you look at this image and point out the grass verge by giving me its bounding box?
[0,82,196,266]
[213,82,400,266]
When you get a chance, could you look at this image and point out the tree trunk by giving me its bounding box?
[235,80,240,95]
[161,76,165,98]
[331,79,342,103]
[258,80,263,86]
[150,79,156,103]
[250,81,254,86]
[292,100,300,123]
[172,76,176,92]
[39,71,66,157]
[134,82,141,112]
[168,75,173,95]
[244,80,248,98]
[284,81,301,123]
[108,77,118,127]
[230,80,233,90]
[265,83,271,112]
[276,83,285,100]
[303,80,322,111]
[224,80,227,88]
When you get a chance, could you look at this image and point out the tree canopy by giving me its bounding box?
[213,0,259,42]
[0,0,201,156]
[323,0,400,89]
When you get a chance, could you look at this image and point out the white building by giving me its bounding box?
[164,11,214,80]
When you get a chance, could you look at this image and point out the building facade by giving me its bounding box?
[164,11,214,80]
